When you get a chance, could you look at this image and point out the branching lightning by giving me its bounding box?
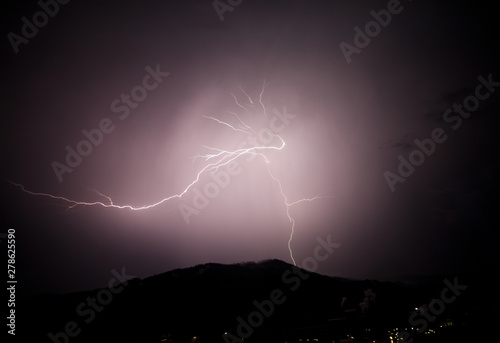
[10,81,330,265]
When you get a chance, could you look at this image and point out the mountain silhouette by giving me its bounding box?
[16,259,493,342]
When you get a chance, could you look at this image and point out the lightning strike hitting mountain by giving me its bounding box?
[10,82,330,265]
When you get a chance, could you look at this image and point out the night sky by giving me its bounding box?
[2,0,499,298]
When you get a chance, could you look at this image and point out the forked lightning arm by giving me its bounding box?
[10,81,329,266]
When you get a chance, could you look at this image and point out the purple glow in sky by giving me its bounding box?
[10,81,333,267]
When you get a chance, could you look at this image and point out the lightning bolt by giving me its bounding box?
[10,82,330,265]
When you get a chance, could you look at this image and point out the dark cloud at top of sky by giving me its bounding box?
[1,0,499,297]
